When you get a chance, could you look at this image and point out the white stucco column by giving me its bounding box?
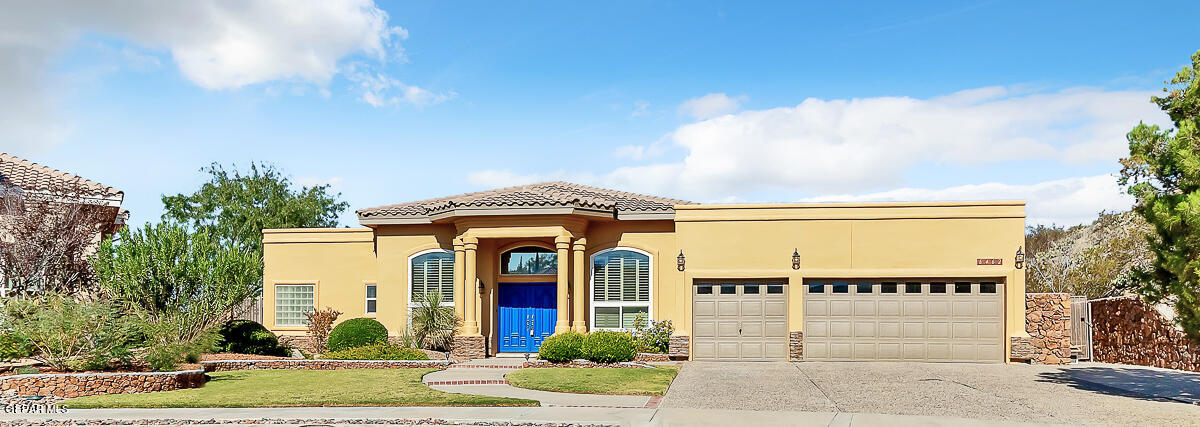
[555,235,571,334]
[462,236,480,335]
[572,238,588,332]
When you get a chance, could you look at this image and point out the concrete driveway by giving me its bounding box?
[660,361,1200,426]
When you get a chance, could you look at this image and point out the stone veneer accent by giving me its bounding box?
[1010,293,1072,365]
[789,331,803,360]
[668,335,689,360]
[276,334,316,354]
[450,335,487,361]
[200,359,449,372]
[0,369,205,399]
[1090,295,1200,373]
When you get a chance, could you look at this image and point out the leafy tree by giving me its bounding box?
[1119,49,1200,340]
[161,162,349,259]
[93,223,261,368]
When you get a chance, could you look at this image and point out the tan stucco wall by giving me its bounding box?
[261,200,1027,359]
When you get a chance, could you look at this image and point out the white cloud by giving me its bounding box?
[802,174,1132,226]
[678,93,747,120]
[0,0,416,154]
[631,100,651,117]
[614,86,1166,198]
[346,67,455,108]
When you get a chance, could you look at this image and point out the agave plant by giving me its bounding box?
[410,291,460,351]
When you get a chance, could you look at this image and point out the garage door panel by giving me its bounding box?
[692,282,788,361]
[804,279,1004,363]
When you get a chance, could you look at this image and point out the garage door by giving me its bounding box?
[803,280,1004,363]
[692,281,788,361]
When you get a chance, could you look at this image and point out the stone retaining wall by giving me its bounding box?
[0,369,205,399]
[1010,293,1071,365]
[200,359,450,372]
[1090,295,1200,372]
[521,360,652,369]
[634,353,669,362]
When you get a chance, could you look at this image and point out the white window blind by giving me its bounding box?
[411,251,454,303]
[275,284,314,327]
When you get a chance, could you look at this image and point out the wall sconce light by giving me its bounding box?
[1014,246,1025,269]
[677,250,686,272]
[792,248,801,270]
[477,278,486,294]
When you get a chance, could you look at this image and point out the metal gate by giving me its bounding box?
[1069,296,1092,361]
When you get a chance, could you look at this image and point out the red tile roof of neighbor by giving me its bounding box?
[0,152,123,199]
[357,181,692,219]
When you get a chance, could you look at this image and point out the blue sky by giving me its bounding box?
[2,1,1197,227]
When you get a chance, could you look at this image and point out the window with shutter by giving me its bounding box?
[590,248,652,330]
[410,250,454,309]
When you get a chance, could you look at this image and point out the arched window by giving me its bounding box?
[501,246,557,275]
[591,248,651,330]
[410,249,454,307]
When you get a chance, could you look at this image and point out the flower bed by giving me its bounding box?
[521,360,653,369]
[200,359,450,372]
[0,369,205,399]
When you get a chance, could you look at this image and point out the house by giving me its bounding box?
[263,182,1028,362]
[0,152,127,296]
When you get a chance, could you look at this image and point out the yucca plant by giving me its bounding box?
[410,291,460,351]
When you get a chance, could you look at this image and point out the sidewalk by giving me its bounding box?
[422,359,653,408]
[0,406,1070,426]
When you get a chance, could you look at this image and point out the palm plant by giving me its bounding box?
[410,291,460,351]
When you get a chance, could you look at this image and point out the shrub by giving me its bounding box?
[305,307,341,353]
[2,295,137,371]
[0,333,30,362]
[583,331,636,363]
[215,320,290,356]
[327,318,388,352]
[631,314,674,353]
[538,331,585,362]
[324,343,428,360]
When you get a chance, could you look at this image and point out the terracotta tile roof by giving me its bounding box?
[0,152,122,198]
[358,181,692,219]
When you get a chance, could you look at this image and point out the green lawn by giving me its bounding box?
[505,366,679,396]
[64,369,538,408]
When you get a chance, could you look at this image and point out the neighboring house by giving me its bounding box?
[0,153,127,297]
[263,182,1028,362]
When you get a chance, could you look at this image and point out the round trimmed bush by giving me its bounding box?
[215,320,290,356]
[582,331,636,363]
[538,331,585,362]
[324,343,429,360]
[327,318,388,352]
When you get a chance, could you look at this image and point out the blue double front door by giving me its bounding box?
[498,283,557,353]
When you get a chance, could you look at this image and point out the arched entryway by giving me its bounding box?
[497,246,558,353]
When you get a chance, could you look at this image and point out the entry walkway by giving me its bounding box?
[422,358,654,408]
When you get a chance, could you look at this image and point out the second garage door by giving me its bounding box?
[803,279,1004,363]
[692,280,788,361]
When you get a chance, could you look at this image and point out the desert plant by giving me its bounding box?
[216,320,289,356]
[583,331,636,363]
[323,343,429,360]
[327,318,388,352]
[410,291,459,351]
[538,331,585,362]
[2,295,137,371]
[0,333,30,362]
[305,307,341,353]
[630,314,673,353]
